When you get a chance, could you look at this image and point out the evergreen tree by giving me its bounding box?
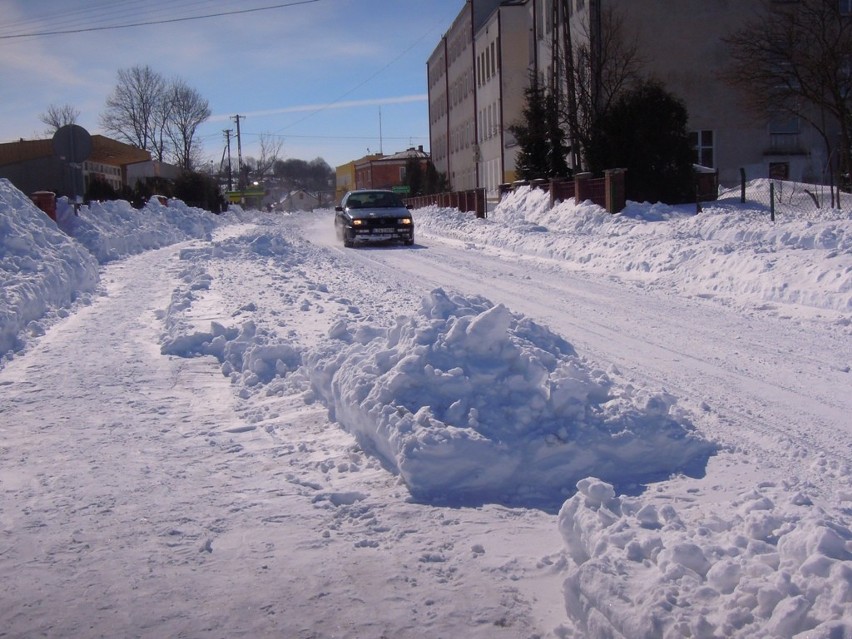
[510,76,570,180]
[587,80,694,204]
[509,77,551,180]
[404,157,424,195]
[423,162,449,194]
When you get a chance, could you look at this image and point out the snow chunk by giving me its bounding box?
[306,288,715,509]
[557,479,852,638]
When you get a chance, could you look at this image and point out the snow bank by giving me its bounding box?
[55,196,220,262]
[416,184,852,316]
[559,477,852,639]
[0,179,230,363]
[0,179,98,356]
[305,288,716,509]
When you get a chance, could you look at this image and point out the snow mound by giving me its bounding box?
[0,179,235,364]
[559,477,852,639]
[0,179,99,357]
[55,195,221,263]
[416,184,852,316]
[306,288,716,509]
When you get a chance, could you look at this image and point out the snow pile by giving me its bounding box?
[2,178,850,637]
[55,195,221,263]
[0,179,99,356]
[559,477,852,639]
[0,178,231,362]
[305,288,716,509]
[416,184,852,316]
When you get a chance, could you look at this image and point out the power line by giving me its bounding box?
[0,0,320,39]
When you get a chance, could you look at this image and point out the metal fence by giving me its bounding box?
[718,171,850,219]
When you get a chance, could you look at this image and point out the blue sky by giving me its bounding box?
[0,0,464,169]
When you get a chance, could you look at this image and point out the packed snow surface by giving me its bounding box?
[1,177,850,638]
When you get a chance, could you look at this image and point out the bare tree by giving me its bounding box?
[166,79,211,170]
[723,0,852,185]
[560,5,644,171]
[100,65,167,154]
[39,104,80,135]
[253,133,284,180]
[150,86,172,164]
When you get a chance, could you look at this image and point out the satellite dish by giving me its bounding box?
[52,124,92,163]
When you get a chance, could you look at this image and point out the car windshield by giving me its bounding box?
[346,192,404,209]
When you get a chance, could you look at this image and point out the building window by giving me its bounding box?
[841,0,852,14]
[689,130,715,167]
[768,114,800,153]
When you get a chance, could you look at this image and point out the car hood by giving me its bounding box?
[347,206,411,220]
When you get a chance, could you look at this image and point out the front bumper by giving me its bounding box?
[350,226,414,242]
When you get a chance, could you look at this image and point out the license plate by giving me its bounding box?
[373,228,395,233]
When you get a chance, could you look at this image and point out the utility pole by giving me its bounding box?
[223,129,233,191]
[232,114,245,189]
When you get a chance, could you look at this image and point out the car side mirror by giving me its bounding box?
[406,204,413,210]
[335,206,343,212]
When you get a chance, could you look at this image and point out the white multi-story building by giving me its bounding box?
[429,0,842,197]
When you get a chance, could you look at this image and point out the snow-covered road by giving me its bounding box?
[1,183,850,638]
[309,214,851,504]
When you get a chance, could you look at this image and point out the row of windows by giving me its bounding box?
[428,54,446,89]
[449,69,475,109]
[689,118,803,168]
[476,39,499,87]
[447,17,471,66]
[452,118,475,154]
[430,93,447,125]
[478,100,501,144]
[83,161,120,176]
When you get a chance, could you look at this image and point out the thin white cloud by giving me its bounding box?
[208,94,427,123]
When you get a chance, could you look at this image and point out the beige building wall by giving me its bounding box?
[447,7,478,191]
[568,0,834,186]
[431,0,838,195]
[429,0,506,192]
[475,2,529,200]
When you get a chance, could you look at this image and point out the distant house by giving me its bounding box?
[0,135,179,198]
[281,189,320,212]
[353,146,431,192]
[335,153,382,203]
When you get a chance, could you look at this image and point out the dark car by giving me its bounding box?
[334,190,414,247]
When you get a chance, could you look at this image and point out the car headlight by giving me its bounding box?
[352,219,365,226]
[399,218,412,225]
